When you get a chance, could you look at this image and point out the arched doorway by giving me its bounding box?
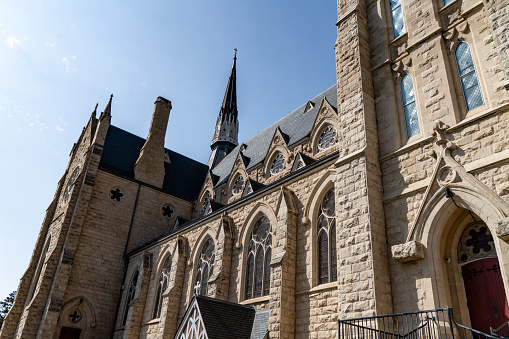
[458,220,509,333]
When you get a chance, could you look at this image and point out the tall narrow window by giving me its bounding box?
[244,215,272,300]
[390,0,405,38]
[200,192,211,216]
[152,255,171,319]
[401,74,420,138]
[317,189,337,285]
[455,42,483,111]
[121,270,139,326]
[194,238,215,296]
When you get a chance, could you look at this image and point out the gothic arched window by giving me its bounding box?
[316,125,338,153]
[152,255,171,319]
[121,270,139,326]
[455,42,483,111]
[401,74,420,138]
[269,153,286,177]
[200,192,211,216]
[245,215,272,300]
[194,238,215,296]
[231,175,244,196]
[317,189,337,285]
[390,0,405,38]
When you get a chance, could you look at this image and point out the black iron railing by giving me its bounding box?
[338,307,504,339]
[491,320,509,338]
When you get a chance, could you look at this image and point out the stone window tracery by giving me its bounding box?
[231,175,244,196]
[194,238,215,296]
[269,152,286,177]
[316,125,338,153]
[200,192,211,216]
[152,255,171,319]
[458,221,496,265]
[110,187,124,202]
[455,42,483,111]
[162,204,175,219]
[245,215,272,300]
[317,188,337,285]
[122,270,139,326]
[63,167,80,203]
[401,74,420,138]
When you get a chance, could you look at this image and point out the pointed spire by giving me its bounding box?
[91,103,98,119]
[100,94,113,120]
[219,50,238,122]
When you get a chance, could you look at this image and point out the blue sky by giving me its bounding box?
[0,1,337,299]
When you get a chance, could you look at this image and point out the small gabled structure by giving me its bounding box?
[307,96,339,155]
[263,126,292,178]
[174,295,256,339]
[291,151,316,173]
[242,178,265,198]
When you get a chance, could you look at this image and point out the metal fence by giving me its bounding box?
[338,307,505,339]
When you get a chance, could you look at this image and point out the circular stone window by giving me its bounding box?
[109,187,124,202]
[231,175,244,196]
[162,204,175,219]
[316,125,338,153]
[269,152,286,177]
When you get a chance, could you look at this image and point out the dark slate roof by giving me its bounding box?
[100,125,208,200]
[250,309,269,339]
[195,296,256,339]
[210,84,337,186]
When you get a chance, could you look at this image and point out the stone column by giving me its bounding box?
[159,236,188,338]
[335,0,393,318]
[269,187,298,339]
[208,215,233,300]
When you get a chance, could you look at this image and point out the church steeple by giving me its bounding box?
[207,51,240,169]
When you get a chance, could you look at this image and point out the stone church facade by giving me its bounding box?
[2,0,509,338]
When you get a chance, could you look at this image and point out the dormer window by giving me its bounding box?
[269,153,286,177]
[200,192,211,216]
[316,125,338,153]
[231,175,244,196]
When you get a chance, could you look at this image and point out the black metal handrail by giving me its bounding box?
[338,307,502,339]
[491,320,509,338]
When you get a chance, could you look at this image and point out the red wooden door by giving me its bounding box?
[462,258,509,334]
[59,326,81,339]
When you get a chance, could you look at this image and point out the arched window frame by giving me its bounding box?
[152,254,171,319]
[315,123,339,154]
[244,214,273,300]
[455,42,484,113]
[193,237,215,297]
[121,269,139,326]
[199,191,212,216]
[400,74,421,139]
[268,152,286,177]
[27,237,51,303]
[316,188,338,285]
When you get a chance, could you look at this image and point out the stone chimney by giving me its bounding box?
[134,97,172,188]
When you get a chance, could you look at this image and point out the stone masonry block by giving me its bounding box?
[391,241,425,263]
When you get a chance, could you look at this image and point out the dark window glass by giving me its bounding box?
[455,42,483,111]
[264,248,271,296]
[245,254,254,300]
[330,223,337,282]
[319,231,329,284]
[317,188,338,285]
[153,256,171,319]
[254,247,264,298]
[122,270,139,326]
[245,215,272,300]
[194,238,215,296]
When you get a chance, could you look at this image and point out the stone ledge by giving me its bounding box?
[391,241,425,263]
[495,218,509,241]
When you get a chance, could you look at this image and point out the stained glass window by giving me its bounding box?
[455,42,483,111]
[122,270,139,326]
[317,189,337,285]
[245,215,272,300]
[194,238,215,296]
[153,255,171,319]
[316,125,338,153]
[200,192,211,216]
[390,0,405,38]
[269,153,286,177]
[231,175,244,196]
[401,74,420,138]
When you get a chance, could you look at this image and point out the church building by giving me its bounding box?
[2,0,509,338]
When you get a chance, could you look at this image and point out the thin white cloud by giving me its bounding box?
[62,56,77,73]
[56,125,64,132]
[7,36,21,49]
